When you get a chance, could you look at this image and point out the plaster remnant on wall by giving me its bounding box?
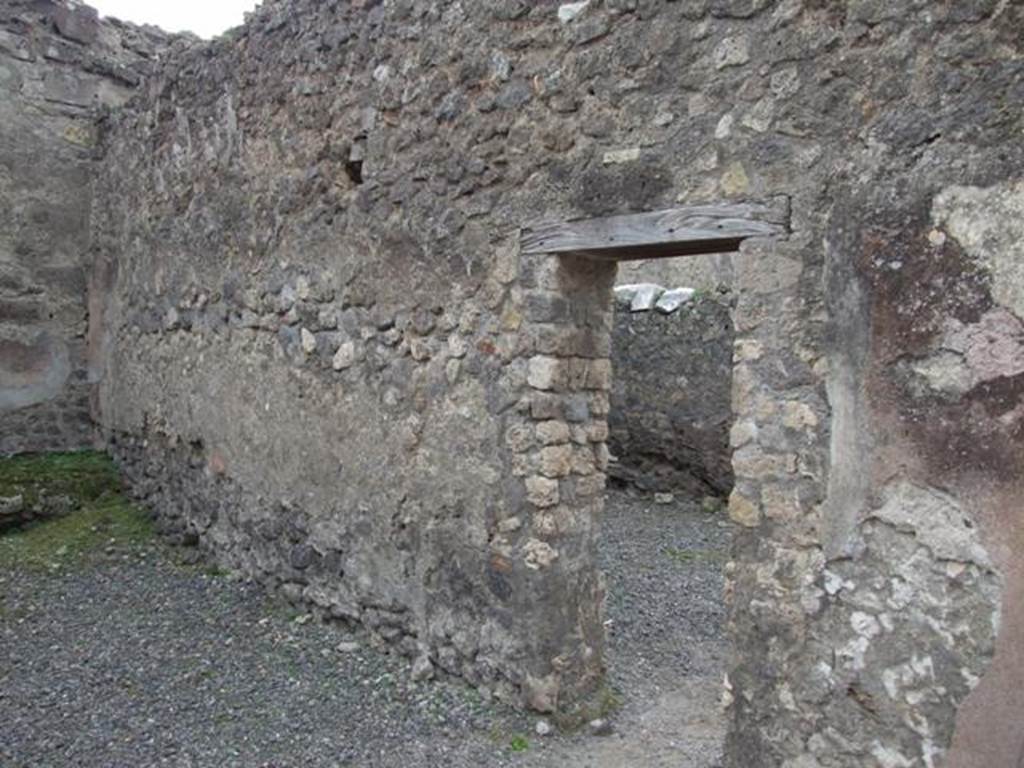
[933,180,1024,317]
[0,333,71,411]
[870,481,995,569]
[558,1,591,24]
[0,1,174,453]
[909,309,1024,396]
[817,475,1004,767]
[602,147,641,165]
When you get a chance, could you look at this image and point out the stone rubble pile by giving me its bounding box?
[0,494,26,529]
[0,492,75,531]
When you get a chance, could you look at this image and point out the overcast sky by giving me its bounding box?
[89,0,261,39]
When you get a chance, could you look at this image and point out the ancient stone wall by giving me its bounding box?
[0,0,174,455]
[83,0,1023,766]
[90,0,628,710]
[608,284,734,496]
[717,5,1022,766]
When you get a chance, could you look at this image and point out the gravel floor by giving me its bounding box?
[601,485,728,695]
[523,485,729,768]
[0,486,729,768]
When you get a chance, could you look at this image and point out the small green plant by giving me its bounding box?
[509,734,530,753]
[665,546,727,565]
[552,682,623,732]
[199,564,231,578]
[701,495,724,514]
[0,600,28,623]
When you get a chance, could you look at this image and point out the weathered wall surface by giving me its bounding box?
[91,0,626,711]
[86,0,1022,765]
[0,0,172,454]
[818,178,1024,768]
[608,286,734,495]
[719,4,1022,768]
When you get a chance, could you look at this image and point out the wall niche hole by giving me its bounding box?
[345,159,364,185]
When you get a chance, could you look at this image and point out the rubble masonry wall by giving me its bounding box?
[77,1,1024,765]
[0,0,174,453]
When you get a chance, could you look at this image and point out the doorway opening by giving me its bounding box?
[599,274,735,765]
[519,200,788,764]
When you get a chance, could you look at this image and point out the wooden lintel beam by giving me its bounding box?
[520,198,789,261]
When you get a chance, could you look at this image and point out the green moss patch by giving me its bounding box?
[0,451,120,506]
[551,682,623,732]
[664,546,727,566]
[0,451,153,571]
[508,734,530,752]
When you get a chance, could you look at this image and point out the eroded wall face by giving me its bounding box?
[0,0,169,454]
[91,0,630,708]
[817,180,1024,768]
[721,4,1022,767]
[89,0,1021,761]
[102,241,615,707]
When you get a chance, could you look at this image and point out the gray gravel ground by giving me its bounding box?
[0,486,728,768]
[600,485,728,696]
[522,485,729,768]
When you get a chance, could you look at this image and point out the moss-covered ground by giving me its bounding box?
[0,451,153,571]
